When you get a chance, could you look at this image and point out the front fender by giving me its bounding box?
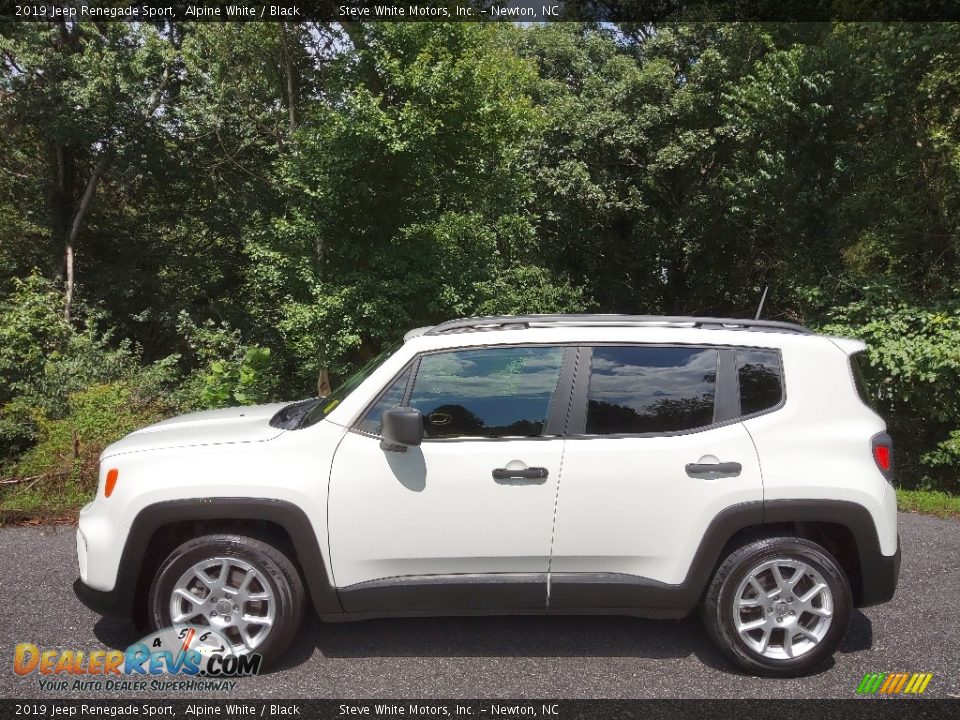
[74,497,342,619]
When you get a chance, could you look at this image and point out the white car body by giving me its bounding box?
[76,316,899,634]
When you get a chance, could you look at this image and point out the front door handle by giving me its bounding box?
[685,461,742,478]
[492,467,549,483]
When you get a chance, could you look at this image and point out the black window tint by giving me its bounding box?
[586,347,718,435]
[737,349,783,416]
[850,351,875,409]
[357,367,412,436]
[409,347,564,439]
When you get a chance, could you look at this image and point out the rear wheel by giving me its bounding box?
[147,534,304,665]
[701,536,852,676]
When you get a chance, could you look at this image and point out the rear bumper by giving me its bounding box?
[859,535,901,607]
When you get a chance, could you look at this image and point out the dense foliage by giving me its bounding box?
[0,22,958,516]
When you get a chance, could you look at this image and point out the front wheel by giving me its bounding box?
[147,534,305,665]
[701,536,852,677]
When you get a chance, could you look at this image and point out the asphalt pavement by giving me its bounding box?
[0,512,956,699]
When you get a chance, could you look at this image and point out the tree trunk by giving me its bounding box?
[63,153,109,322]
[59,56,172,321]
[64,242,74,321]
[53,142,74,280]
[317,368,332,397]
[279,23,298,134]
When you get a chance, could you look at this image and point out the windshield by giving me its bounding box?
[300,341,402,428]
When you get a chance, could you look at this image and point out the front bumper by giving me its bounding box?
[76,500,128,591]
[73,577,132,619]
[74,499,135,619]
[859,535,901,607]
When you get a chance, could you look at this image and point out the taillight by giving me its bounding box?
[873,445,891,472]
[104,468,119,498]
[871,433,893,478]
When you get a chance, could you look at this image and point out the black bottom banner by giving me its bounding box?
[0,700,957,720]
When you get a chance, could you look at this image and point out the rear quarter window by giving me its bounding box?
[850,350,876,409]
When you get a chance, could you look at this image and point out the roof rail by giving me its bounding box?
[423,314,812,336]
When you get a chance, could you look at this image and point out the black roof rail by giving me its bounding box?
[423,314,812,336]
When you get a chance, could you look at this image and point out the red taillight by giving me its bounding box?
[871,432,893,477]
[873,445,891,472]
[104,468,118,498]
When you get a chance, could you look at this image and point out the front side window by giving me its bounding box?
[737,348,784,416]
[585,346,718,435]
[407,346,565,439]
[357,367,412,436]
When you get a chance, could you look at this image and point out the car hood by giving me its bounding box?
[100,402,290,460]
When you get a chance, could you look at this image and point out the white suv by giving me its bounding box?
[74,315,900,676]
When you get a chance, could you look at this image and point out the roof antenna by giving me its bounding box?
[754,285,769,320]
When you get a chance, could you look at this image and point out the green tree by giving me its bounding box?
[251,23,588,390]
[0,22,181,320]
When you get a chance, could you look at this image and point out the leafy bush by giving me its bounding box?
[14,383,166,479]
[193,346,275,408]
[0,382,169,522]
[172,313,279,409]
[820,290,960,489]
[0,274,71,405]
[0,282,286,521]
[0,274,178,468]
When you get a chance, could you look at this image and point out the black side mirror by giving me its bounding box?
[380,407,423,452]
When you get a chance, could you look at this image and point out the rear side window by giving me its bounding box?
[850,351,876,409]
[585,346,718,435]
[736,349,783,416]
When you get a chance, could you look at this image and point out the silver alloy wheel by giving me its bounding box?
[169,556,276,654]
[732,557,834,660]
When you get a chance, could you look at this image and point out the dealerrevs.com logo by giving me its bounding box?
[856,672,934,695]
[13,626,261,692]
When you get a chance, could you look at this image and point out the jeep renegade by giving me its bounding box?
[74,314,900,676]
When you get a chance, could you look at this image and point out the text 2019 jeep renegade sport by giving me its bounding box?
[74,314,900,676]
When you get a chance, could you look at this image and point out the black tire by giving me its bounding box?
[147,534,305,667]
[701,536,852,677]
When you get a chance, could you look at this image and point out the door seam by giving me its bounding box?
[325,426,352,591]
[546,347,581,608]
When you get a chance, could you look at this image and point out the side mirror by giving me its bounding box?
[380,407,423,452]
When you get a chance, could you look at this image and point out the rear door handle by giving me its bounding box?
[685,462,742,478]
[492,467,549,483]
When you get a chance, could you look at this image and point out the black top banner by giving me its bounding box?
[0,700,958,720]
[2,0,960,23]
